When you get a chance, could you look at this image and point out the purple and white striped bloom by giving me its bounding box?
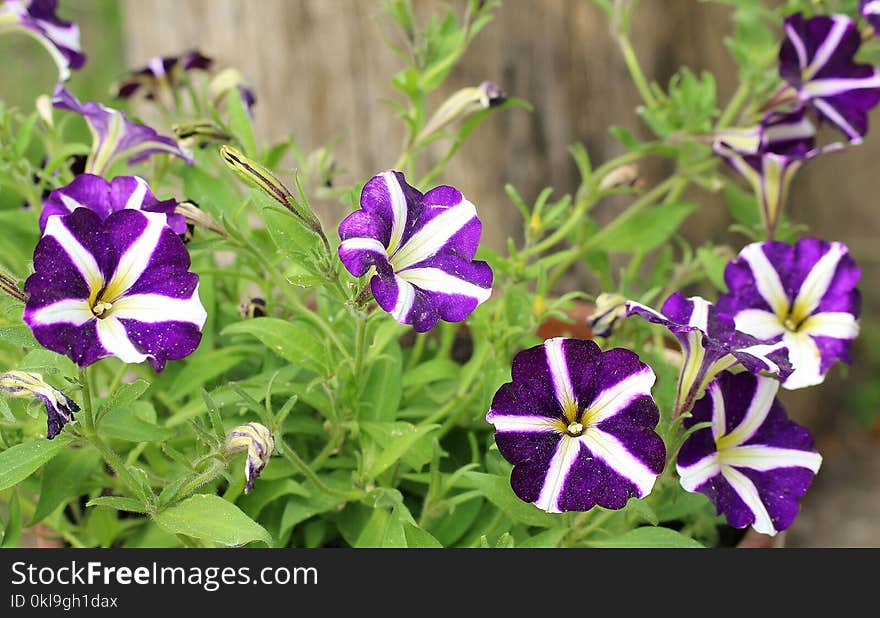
[39,174,186,235]
[717,239,860,390]
[224,422,274,494]
[338,171,492,332]
[626,293,791,417]
[486,338,665,513]
[114,49,212,104]
[52,86,192,176]
[23,208,207,371]
[0,371,78,439]
[863,1,880,31]
[0,0,85,81]
[677,371,822,536]
[779,13,880,142]
[713,108,842,238]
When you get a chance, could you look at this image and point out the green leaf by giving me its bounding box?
[359,345,402,422]
[0,436,71,492]
[360,421,439,478]
[261,206,323,262]
[166,348,249,401]
[402,359,461,388]
[100,402,173,442]
[227,89,257,157]
[654,489,713,522]
[592,202,696,253]
[1,490,21,548]
[586,526,704,548]
[518,528,568,548]
[154,494,272,547]
[237,478,310,520]
[222,318,329,375]
[697,246,730,292]
[460,472,560,528]
[403,522,444,548]
[97,380,150,421]
[0,325,39,349]
[31,448,101,524]
[624,497,659,527]
[86,496,148,514]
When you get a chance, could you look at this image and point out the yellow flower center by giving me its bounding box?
[91,300,113,318]
[566,422,584,437]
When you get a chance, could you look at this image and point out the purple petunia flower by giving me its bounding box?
[677,371,822,536]
[713,108,842,238]
[486,338,665,513]
[0,371,79,439]
[224,422,274,494]
[864,1,880,31]
[0,0,85,81]
[114,49,212,103]
[626,293,791,417]
[39,174,187,235]
[717,239,860,390]
[52,86,193,176]
[338,171,492,332]
[779,13,880,142]
[23,208,207,371]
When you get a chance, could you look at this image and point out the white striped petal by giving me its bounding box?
[383,171,408,256]
[708,381,726,442]
[803,15,850,79]
[722,445,822,473]
[720,465,776,535]
[677,453,721,492]
[95,315,150,364]
[43,215,104,293]
[338,237,388,256]
[486,413,559,434]
[58,193,85,214]
[740,243,789,318]
[865,0,880,14]
[543,337,577,415]
[584,367,655,425]
[687,296,710,330]
[104,211,166,298]
[812,98,863,143]
[123,176,149,210]
[533,435,580,513]
[26,298,93,326]
[785,22,809,69]
[389,199,477,271]
[396,267,491,304]
[791,242,847,319]
[110,288,207,327]
[782,331,824,389]
[803,74,880,98]
[390,277,415,323]
[719,376,779,448]
[580,427,658,497]
[734,309,786,341]
[799,311,859,340]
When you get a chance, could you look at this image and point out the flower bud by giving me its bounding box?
[173,121,231,150]
[174,200,227,240]
[598,164,640,191]
[417,81,506,142]
[0,371,78,439]
[224,422,274,494]
[587,293,627,338]
[239,297,267,319]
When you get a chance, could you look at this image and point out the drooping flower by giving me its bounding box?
[717,239,860,390]
[863,1,880,31]
[486,338,665,513]
[224,422,274,494]
[779,13,880,142]
[39,174,186,235]
[23,208,207,371]
[52,86,192,176]
[0,370,78,439]
[713,108,842,238]
[0,0,85,81]
[338,171,493,332]
[677,371,822,536]
[626,293,791,417]
[113,49,212,103]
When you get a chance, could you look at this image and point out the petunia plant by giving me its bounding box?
[0,0,872,549]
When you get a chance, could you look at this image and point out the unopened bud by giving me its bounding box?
[239,297,267,319]
[224,422,274,494]
[587,293,627,338]
[598,165,640,191]
[0,371,78,439]
[175,200,227,240]
[418,81,506,142]
[173,121,231,150]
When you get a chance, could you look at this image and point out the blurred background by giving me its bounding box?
[1,0,878,546]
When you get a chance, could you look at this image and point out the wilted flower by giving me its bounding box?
[52,86,192,176]
[779,13,880,142]
[338,171,493,332]
[225,422,274,494]
[587,293,627,337]
[0,371,78,438]
[713,108,842,238]
[677,371,822,536]
[113,49,212,104]
[0,0,85,81]
[417,81,505,142]
[23,207,207,370]
[39,173,186,235]
[486,338,665,513]
[626,293,791,417]
[717,239,860,390]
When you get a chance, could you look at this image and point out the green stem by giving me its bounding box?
[277,440,361,499]
[176,458,228,498]
[617,34,657,109]
[78,367,94,435]
[716,81,750,129]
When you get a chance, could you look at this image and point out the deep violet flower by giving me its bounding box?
[338,171,493,332]
[0,370,78,439]
[677,371,822,536]
[486,338,665,513]
[113,49,212,103]
[0,0,85,81]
